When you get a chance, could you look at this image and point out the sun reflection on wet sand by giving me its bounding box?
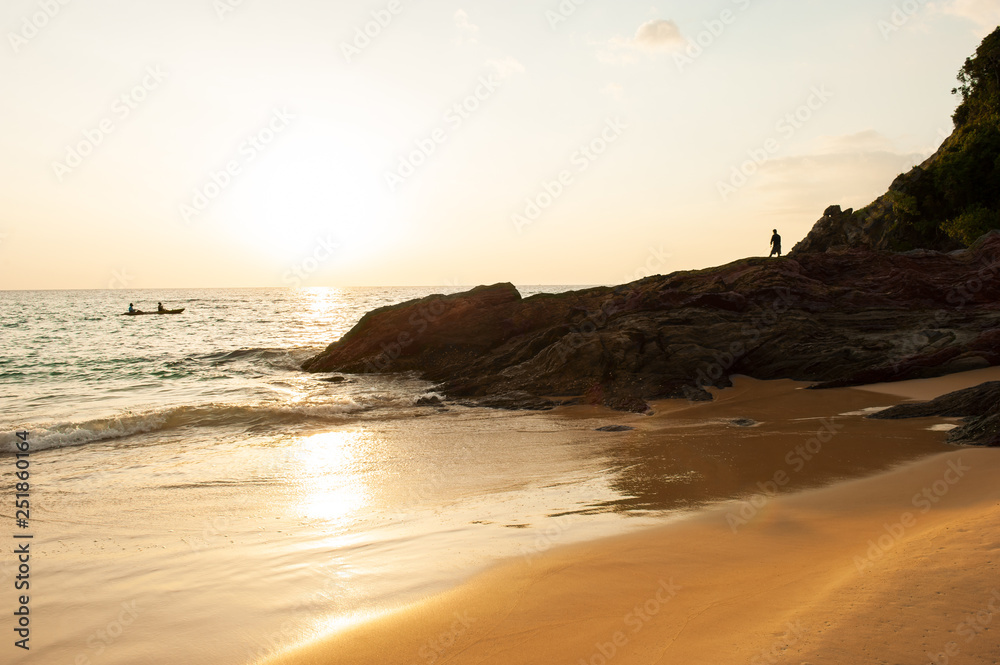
[291,430,372,524]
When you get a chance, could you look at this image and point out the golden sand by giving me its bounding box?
[269,373,1000,665]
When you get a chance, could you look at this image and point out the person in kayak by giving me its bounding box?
[157,302,165,313]
[129,303,135,314]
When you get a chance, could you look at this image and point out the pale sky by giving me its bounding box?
[1,0,997,290]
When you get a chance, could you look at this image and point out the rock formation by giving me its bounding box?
[793,27,1000,254]
[304,233,1000,411]
[304,30,1000,414]
[870,381,1000,446]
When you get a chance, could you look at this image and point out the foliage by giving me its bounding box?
[887,191,920,219]
[953,28,1000,128]
[943,206,1000,245]
[882,27,1000,248]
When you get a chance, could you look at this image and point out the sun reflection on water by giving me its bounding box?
[301,287,350,332]
[292,430,372,524]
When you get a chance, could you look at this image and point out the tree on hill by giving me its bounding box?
[940,27,1000,244]
[792,27,1000,254]
[953,28,1000,128]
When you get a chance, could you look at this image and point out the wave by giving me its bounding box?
[1,399,364,453]
[188,346,322,371]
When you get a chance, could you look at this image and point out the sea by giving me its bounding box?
[0,286,671,665]
[0,287,951,665]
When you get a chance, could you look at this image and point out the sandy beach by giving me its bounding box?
[270,370,1000,665]
[7,8,1000,665]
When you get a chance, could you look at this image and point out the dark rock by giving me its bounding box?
[870,382,1000,419]
[596,425,636,432]
[458,392,558,411]
[603,394,652,414]
[303,236,1000,412]
[302,283,524,376]
[320,375,348,383]
[869,381,1000,446]
[730,419,758,427]
[415,396,443,407]
[949,413,1000,447]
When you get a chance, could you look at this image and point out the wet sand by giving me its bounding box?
[269,372,1000,665]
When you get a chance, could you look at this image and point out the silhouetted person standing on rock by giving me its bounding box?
[769,229,782,257]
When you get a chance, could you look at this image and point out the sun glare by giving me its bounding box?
[294,430,372,524]
[224,120,393,263]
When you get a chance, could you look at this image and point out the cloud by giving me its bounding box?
[813,130,900,155]
[487,56,525,79]
[455,9,480,46]
[599,19,685,64]
[742,131,931,220]
[633,19,685,51]
[933,0,1000,34]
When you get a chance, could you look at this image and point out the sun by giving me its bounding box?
[220,118,396,263]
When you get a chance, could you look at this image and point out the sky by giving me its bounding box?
[1,0,998,290]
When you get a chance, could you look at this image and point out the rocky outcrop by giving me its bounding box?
[304,234,1000,411]
[870,382,1000,446]
[791,137,967,255]
[302,283,525,375]
[791,47,1000,254]
[791,28,1000,255]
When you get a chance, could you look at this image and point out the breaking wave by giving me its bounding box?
[1,399,364,453]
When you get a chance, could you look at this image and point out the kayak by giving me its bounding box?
[122,308,185,316]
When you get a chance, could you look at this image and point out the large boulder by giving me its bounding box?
[302,283,525,374]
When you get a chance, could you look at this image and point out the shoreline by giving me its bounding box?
[267,370,1000,665]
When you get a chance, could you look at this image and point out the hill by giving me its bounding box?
[793,27,1000,254]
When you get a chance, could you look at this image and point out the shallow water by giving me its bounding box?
[0,287,954,665]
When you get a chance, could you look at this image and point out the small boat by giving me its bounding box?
[122,308,186,316]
